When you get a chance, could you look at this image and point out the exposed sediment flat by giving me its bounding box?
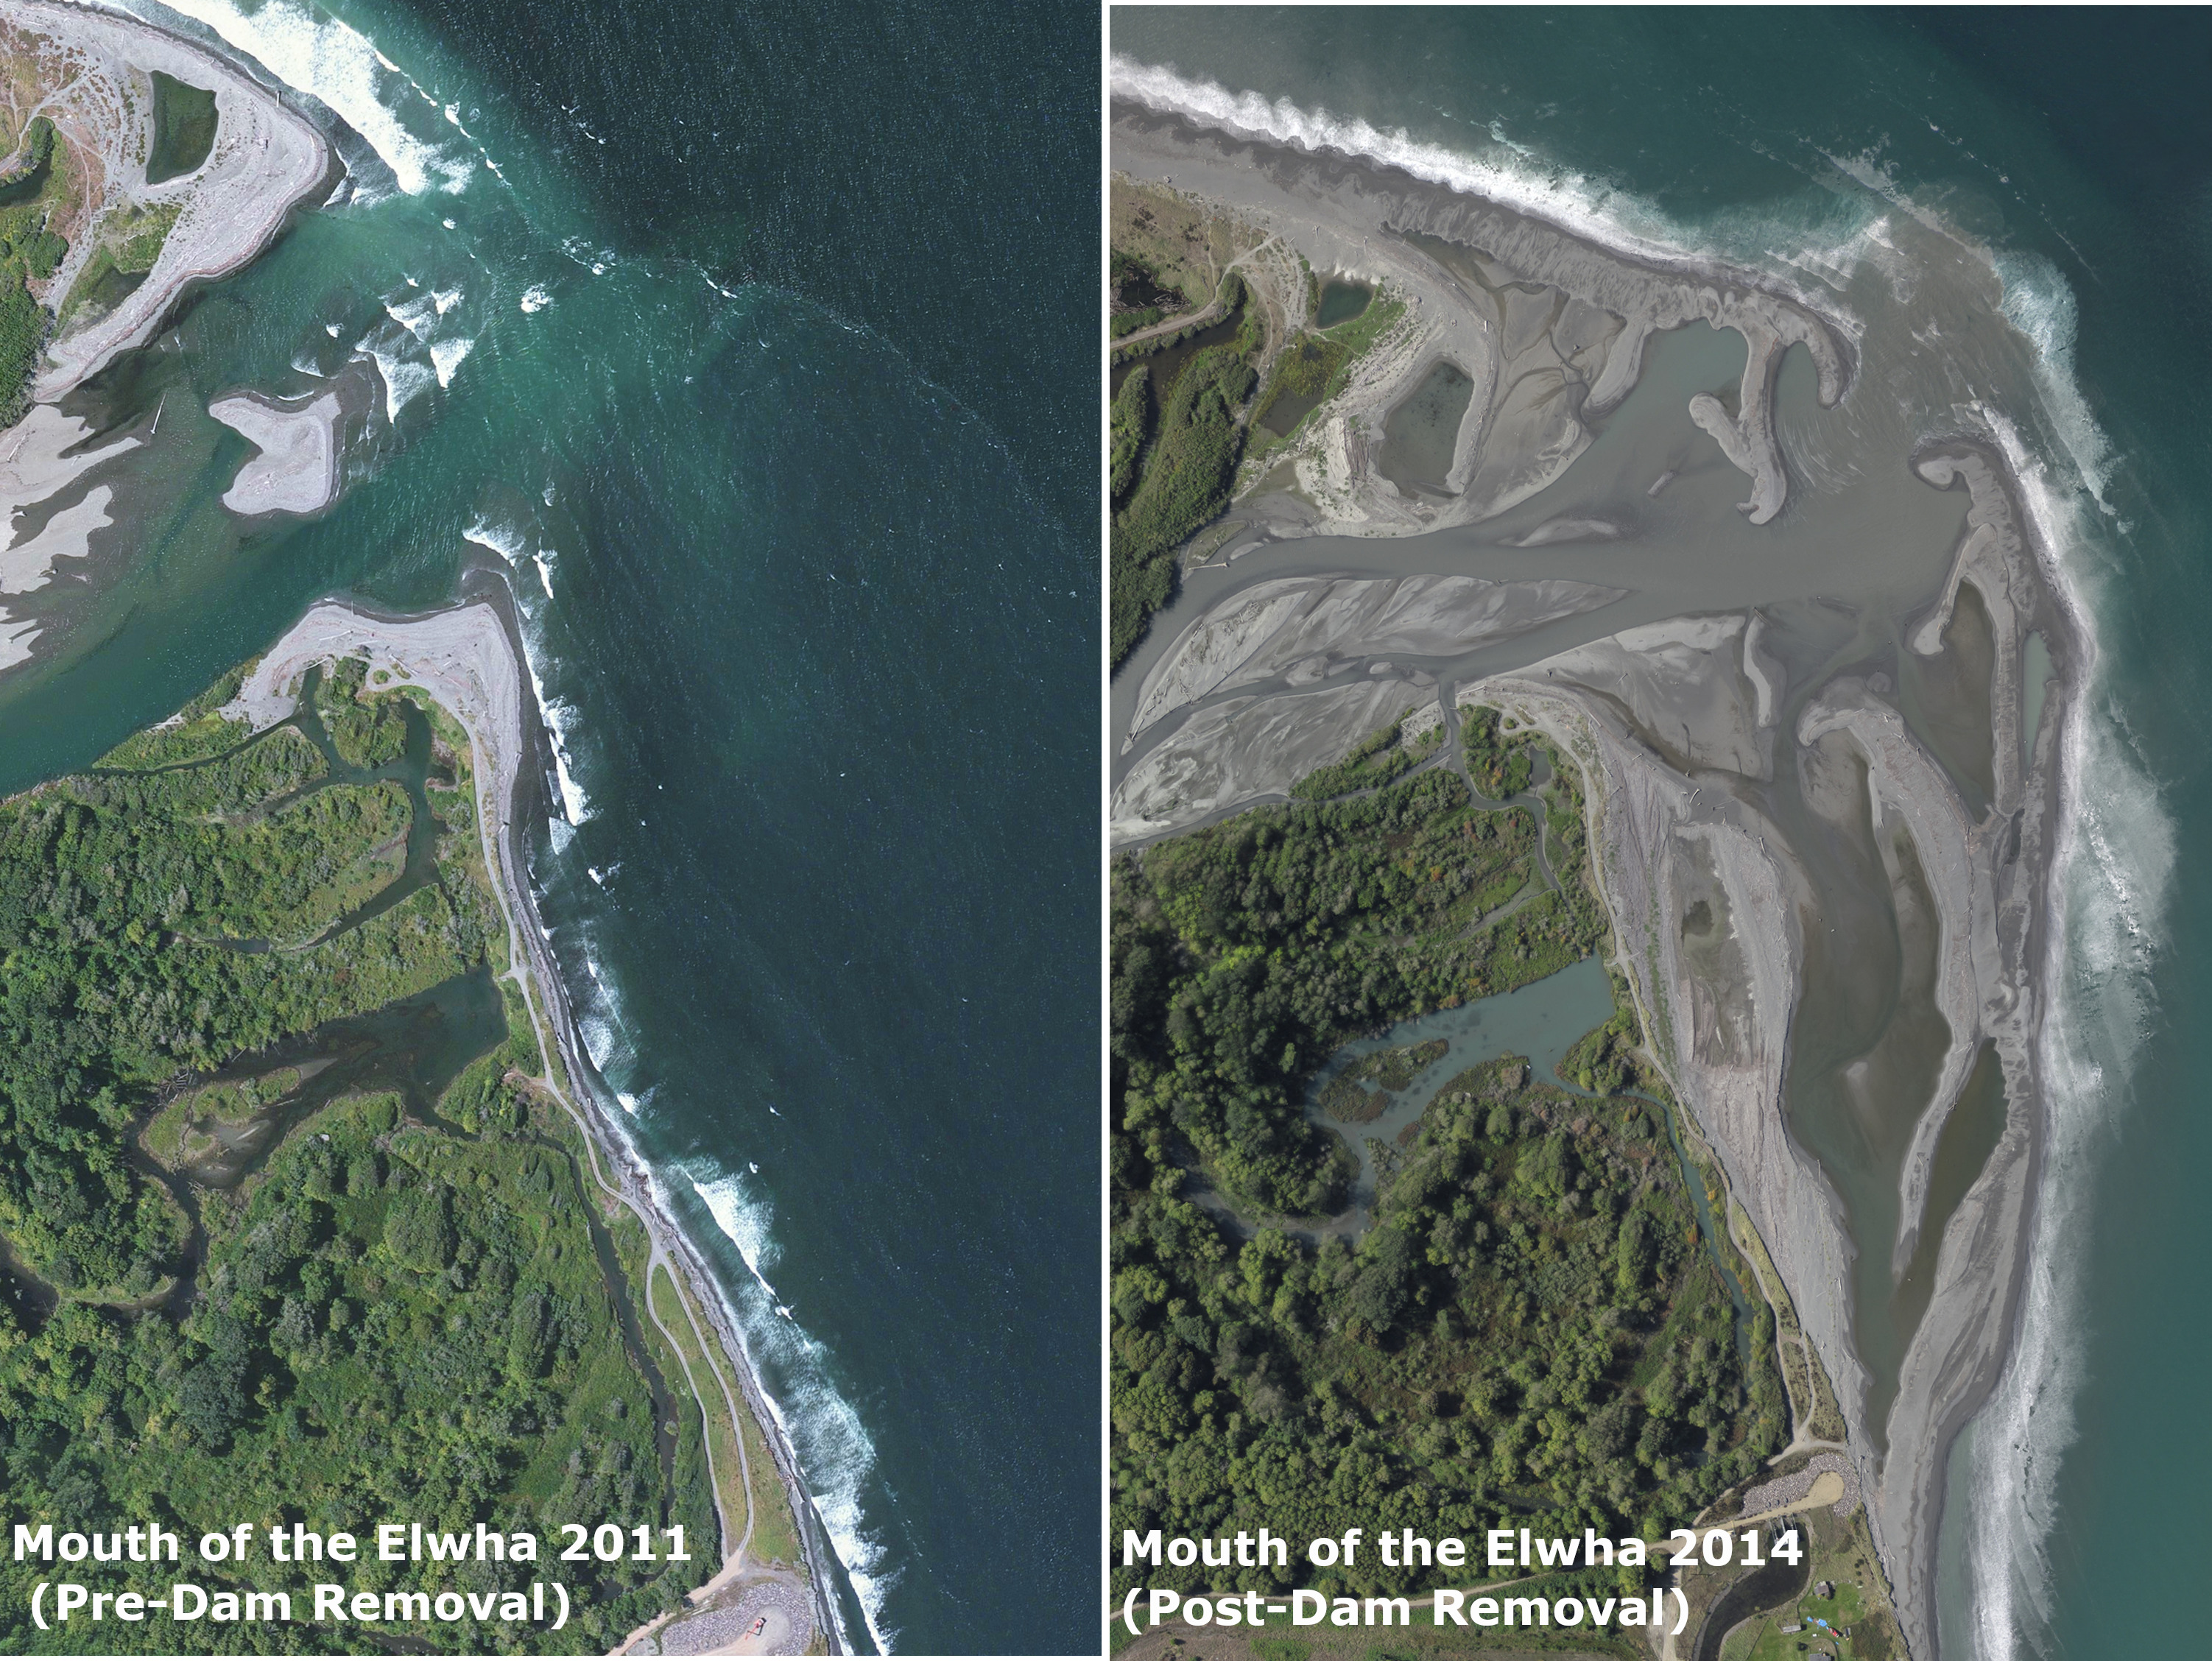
[0,406,141,666]
[15,0,332,399]
[211,389,342,515]
[1796,680,1991,1279]
[1130,571,1621,738]
[1113,675,1429,844]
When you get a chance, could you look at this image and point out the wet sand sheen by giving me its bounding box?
[1378,358,1473,496]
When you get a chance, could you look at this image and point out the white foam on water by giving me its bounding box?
[512,620,592,825]
[519,284,553,314]
[694,1172,780,1294]
[690,1171,893,1652]
[1111,56,1864,334]
[580,1012,617,1071]
[462,513,528,565]
[289,349,325,377]
[1953,407,2169,1660]
[1111,55,1697,270]
[153,0,475,195]
[1993,251,2116,512]
[384,294,438,339]
[430,334,474,389]
[432,286,463,316]
[355,339,433,423]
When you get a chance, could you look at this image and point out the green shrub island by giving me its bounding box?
[1111,710,1789,1607]
[0,657,719,1651]
[1110,271,1256,667]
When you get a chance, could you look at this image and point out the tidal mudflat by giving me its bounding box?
[1111,80,2091,1660]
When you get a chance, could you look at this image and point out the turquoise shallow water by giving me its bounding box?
[0,0,1096,1649]
[1116,10,2210,1656]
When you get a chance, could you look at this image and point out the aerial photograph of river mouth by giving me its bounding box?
[0,0,1093,1654]
[1110,10,2212,1661]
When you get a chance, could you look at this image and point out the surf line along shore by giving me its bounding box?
[223,593,846,1650]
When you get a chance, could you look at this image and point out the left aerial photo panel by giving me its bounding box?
[0,1,1098,1656]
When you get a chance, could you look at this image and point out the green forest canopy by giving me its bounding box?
[0,657,717,1652]
[1110,710,1789,1604]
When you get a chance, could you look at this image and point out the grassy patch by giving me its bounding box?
[1110,300,1258,666]
[649,1262,750,1560]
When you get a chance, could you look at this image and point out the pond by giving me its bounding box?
[147,71,219,186]
[1314,278,1373,328]
[1258,334,1334,437]
[1308,953,1616,1229]
[1378,358,1474,498]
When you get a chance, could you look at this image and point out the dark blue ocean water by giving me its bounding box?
[1114,10,2212,1657]
[0,0,1097,1650]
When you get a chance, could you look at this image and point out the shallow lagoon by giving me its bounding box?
[1306,953,1614,1226]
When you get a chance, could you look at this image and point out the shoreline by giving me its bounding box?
[1108,92,1852,545]
[15,0,336,401]
[226,591,848,1654]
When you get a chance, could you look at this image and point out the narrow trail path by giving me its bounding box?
[1112,234,1283,349]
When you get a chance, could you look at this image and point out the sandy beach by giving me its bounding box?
[10,0,334,401]
[225,596,838,1651]
[209,388,344,515]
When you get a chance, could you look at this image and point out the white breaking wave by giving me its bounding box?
[384,293,438,339]
[462,513,529,566]
[1956,401,2169,1659]
[1110,56,1864,333]
[515,624,592,825]
[430,334,475,389]
[691,1171,892,1653]
[1993,252,2116,512]
[356,344,432,423]
[519,284,553,314]
[149,0,476,195]
[1110,54,1692,269]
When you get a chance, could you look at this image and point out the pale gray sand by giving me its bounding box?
[12,0,332,401]
[1112,99,2085,1661]
[0,484,115,593]
[0,407,142,666]
[211,390,342,515]
[1127,570,1621,739]
[1113,674,1424,844]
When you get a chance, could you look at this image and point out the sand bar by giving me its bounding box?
[12,0,332,399]
[210,389,341,515]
